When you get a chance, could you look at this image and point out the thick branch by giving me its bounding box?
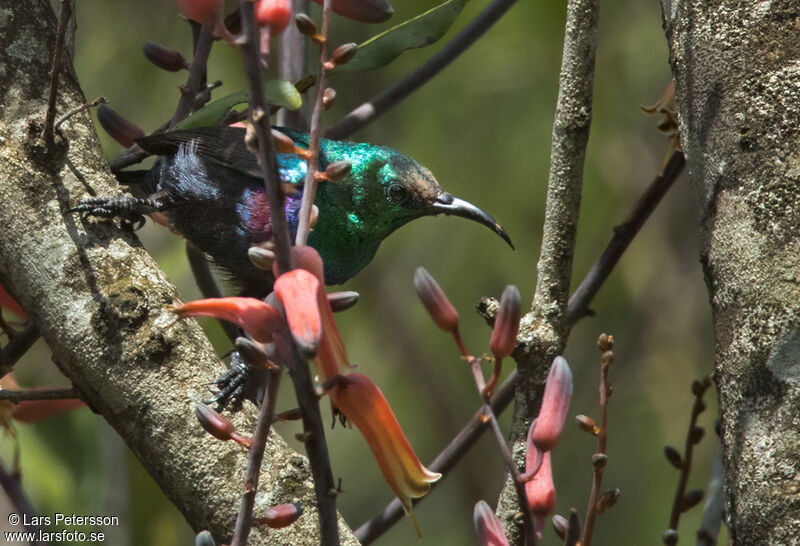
[661,0,800,543]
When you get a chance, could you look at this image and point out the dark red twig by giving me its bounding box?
[295,0,332,245]
[235,2,339,544]
[0,459,48,546]
[230,368,281,546]
[42,0,74,146]
[0,324,40,380]
[581,335,613,546]
[0,387,78,403]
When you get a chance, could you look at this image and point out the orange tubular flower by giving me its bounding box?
[168,297,282,343]
[274,269,322,356]
[329,374,441,516]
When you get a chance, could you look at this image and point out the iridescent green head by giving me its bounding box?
[308,137,513,284]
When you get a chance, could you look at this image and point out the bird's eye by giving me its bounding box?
[388,184,408,203]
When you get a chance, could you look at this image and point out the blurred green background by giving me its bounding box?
[2,0,721,544]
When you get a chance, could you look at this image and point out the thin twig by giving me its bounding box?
[581,336,613,546]
[230,368,281,546]
[530,0,599,332]
[0,387,79,403]
[55,96,107,130]
[237,2,340,544]
[484,404,537,546]
[324,0,520,140]
[170,23,215,128]
[278,0,310,130]
[42,0,74,146]
[354,158,685,544]
[237,0,293,274]
[0,459,47,546]
[108,23,215,171]
[0,325,41,380]
[567,151,685,325]
[295,0,332,246]
[667,378,710,533]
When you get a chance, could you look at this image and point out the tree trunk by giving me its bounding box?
[661,1,800,542]
[0,1,357,543]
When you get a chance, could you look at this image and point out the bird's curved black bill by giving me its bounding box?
[431,193,514,250]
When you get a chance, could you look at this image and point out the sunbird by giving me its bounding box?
[72,126,513,408]
[73,126,512,296]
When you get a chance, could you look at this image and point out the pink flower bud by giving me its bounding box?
[254,502,304,528]
[413,267,458,333]
[96,105,144,148]
[311,0,394,23]
[532,356,573,451]
[195,403,251,448]
[168,297,282,343]
[473,500,509,546]
[525,451,555,529]
[489,285,521,360]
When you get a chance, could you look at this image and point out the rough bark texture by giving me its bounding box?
[661,1,800,543]
[0,2,358,544]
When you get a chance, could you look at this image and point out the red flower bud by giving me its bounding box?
[413,267,458,333]
[489,285,521,360]
[473,500,509,546]
[96,105,144,149]
[254,502,304,528]
[532,356,572,451]
[142,42,189,72]
[195,402,251,448]
[255,0,292,34]
[274,269,322,356]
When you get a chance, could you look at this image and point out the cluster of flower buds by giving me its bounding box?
[169,246,440,527]
[522,356,573,534]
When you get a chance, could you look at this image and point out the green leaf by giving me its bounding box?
[335,0,470,73]
[173,91,249,130]
[265,79,303,111]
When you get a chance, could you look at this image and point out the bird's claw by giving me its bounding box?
[70,196,147,230]
[206,350,268,413]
